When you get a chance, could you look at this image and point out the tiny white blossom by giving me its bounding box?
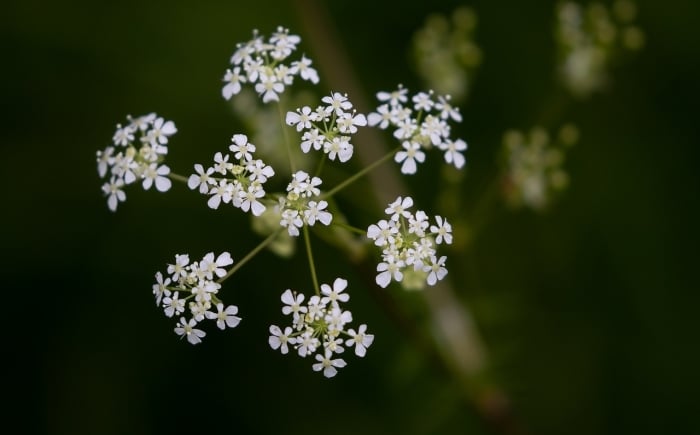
[102,177,126,212]
[269,325,295,354]
[174,317,206,345]
[304,200,332,226]
[152,272,171,306]
[142,163,172,192]
[346,324,374,357]
[394,141,426,174]
[222,67,246,100]
[163,292,185,318]
[312,351,347,378]
[320,277,350,304]
[385,196,414,221]
[431,216,453,245]
[188,164,215,194]
[205,303,241,330]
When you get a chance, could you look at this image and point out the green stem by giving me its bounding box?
[302,225,320,295]
[277,100,297,173]
[331,221,367,236]
[217,229,282,284]
[168,172,189,184]
[314,153,327,178]
[321,146,399,200]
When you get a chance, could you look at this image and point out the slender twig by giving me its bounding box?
[217,230,282,284]
[302,225,320,295]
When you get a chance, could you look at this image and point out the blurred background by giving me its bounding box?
[2,0,699,434]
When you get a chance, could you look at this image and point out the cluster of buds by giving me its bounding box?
[556,0,644,97]
[411,6,482,102]
[500,125,578,211]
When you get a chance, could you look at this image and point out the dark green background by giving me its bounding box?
[3,1,698,434]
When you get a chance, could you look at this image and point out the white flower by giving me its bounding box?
[346,324,374,357]
[367,219,398,246]
[112,124,134,146]
[281,289,307,318]
[441,138,467,169]
[412,91,435,111]
[246,159,275,183]
[163,292,185,318]
[377,85,408,106]
[152,272,171,306]
[336,111,367,134]
[385,196,414,221]
[304,200,332,226]
[200,251,234,279]
[320,277,350,304]
[312,351,346,378]
[324,136,353,162]
[205,303,241,330]
[291,55,319,84]
[435,95,462,122]
[394,141,426,174]
[96,147,114,178]
[296,331,320,357]
[167,254,190,281]
[174,317,206,345]
[141,163,172,192]
[322,92,353,116]
[300,128,325,153]
[229,134,256,161]
[269,325,295,354]
[207,180,233,209]
[285,106,314,132]
[376,257,405,288]
[367,103,393,128]
[430,216,453,245]
[280,208,303,236]
[222,67,246,100]
[425,255,448,285]
[188,164,215,193]
[213,152,233,175]
[239,184,266,216]
[150,117,177,145]
[255,73,284,103]
[102,177,126,212]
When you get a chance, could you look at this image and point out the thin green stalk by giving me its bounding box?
[321,147,398,200]
[277,100,297,173]
[314,153,327,178]
[168,172,189,184]
[302,225,320,295]
[217,229,282,284]
[331,221,366,236]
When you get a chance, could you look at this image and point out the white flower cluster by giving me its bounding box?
[153,252,241,345]
[269,278,374,378]
[277,170,332,236]
[222,26,320,103]
[187,134,274,215]
[285,92,367,163]
[96,113,176,211]
[368,85,467,174]
[501,126,576,211]
[367,196,452,289]
[556,0,644,98]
